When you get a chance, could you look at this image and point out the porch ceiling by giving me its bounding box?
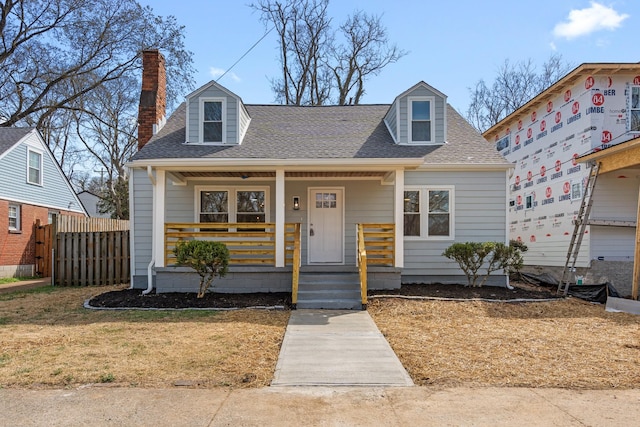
[179,171,388,178]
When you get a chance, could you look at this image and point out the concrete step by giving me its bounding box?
[296,299,363,310]
[296,272,362,310]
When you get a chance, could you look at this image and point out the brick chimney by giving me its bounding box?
[138,49,166,150]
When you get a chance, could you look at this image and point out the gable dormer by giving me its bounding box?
[185,81,250,145]
[384,81,447,145]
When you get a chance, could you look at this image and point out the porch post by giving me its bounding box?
[154,169,166,268]
[275,168,285,267]
[394,168,404,268]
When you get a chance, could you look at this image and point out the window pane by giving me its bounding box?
[404,214,420,236]
[237,213,265,223]
[200,213,228,223]
[412,121,431,141]
[201,191,228,214]
[429,190,449,213]
[632,87,640,109]
[404,191,419,213]
[8,205,18,229]
[203,122,222,142]
[412,101,430,120]
[29,151,40,168]
[631,110,640,132]
[237,191,265,214]
[428,213,449,236]
[204,101,222,121]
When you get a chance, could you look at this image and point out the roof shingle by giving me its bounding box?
[131,102,509,166]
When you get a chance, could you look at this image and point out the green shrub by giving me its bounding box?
[173,240,230,298]
[505,239,528,277]
[443,242,520,287]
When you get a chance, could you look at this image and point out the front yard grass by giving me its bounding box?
[0,285,290,389]
[1,284,639,390]
[368,297,640,389]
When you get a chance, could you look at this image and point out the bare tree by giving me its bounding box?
[0,0,194,128]
[331,11,406,105]
[466,54,573,133]
[0,0,195,218]
[252,0,405,105]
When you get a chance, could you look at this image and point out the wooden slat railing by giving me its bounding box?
[165,222,301,267]
[357,224,368,308]
[291,223,301,307]
[359,223,395,266]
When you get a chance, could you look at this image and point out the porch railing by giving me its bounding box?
[291,223,301,307]
[357,224,368,308]
[356,223,396,308]
[358,223,395,266]
[164,222,299,267]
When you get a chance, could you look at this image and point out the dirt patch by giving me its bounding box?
[369,282,560,300]
[87,282,558,310]
[88,289,292,309]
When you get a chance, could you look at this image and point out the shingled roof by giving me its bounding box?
[0,127,33,156]
[131,102,509,167]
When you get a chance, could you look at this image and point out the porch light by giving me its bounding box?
[293,196,300,210]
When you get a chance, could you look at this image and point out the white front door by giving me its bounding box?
[308,188,344,263]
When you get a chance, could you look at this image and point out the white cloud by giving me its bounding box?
[209,67,241,82]
[553,1,629,39]
[549,41,557,51]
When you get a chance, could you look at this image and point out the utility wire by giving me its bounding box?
[216,26,275,83]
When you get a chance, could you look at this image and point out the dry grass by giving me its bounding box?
[2,284,639,390]
[0,285,289,389]
[368,297,640,389]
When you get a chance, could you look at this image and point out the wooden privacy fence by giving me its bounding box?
[35,215,130,286]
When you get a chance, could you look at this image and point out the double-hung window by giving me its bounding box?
[630,86,640,133]
[198,187,268,226]
[27,149,42,185]
[404,186,454,239]
[201,98,225,143]
[8,204,20,231]
[408,97,434,143]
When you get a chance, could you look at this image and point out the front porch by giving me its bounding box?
[156,222,400,307]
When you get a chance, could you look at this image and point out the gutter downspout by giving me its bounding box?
[143,166,156,295]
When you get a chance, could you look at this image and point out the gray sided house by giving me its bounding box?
[0,128,86,278]
[129,50,512,306]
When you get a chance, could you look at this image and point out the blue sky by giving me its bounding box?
[143,1,637,115]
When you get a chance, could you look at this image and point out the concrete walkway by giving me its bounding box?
[3,386,640,426]
[0,277,50,294]
[271,309,414,386]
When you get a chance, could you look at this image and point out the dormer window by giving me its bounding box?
[408,96,434,143]
[200,98,226,143]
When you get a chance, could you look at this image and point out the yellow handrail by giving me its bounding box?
[291,223,301,307]
[357,224,368,307]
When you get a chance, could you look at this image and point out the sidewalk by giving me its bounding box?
[3,386,639,426]
[0,277,50,294]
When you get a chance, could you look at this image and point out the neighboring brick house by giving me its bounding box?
[0,128,86,278]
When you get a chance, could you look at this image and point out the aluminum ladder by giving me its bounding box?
[558,161,600,295]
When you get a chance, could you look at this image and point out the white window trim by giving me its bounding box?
[629,85,640,133]
[8,204,21,231]
[524,192,534,210]
[407,96,435,144]
[404,185,454,240]
[194,185,270,223]
[26,148,43,186]
[570,180,583,201]
[199,97,227,144]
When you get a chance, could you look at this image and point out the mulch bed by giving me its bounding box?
[87,282,560,309]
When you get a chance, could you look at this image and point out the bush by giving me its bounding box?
[443,241,523,287]
[506,239,528,277]
[173,240,230,298]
